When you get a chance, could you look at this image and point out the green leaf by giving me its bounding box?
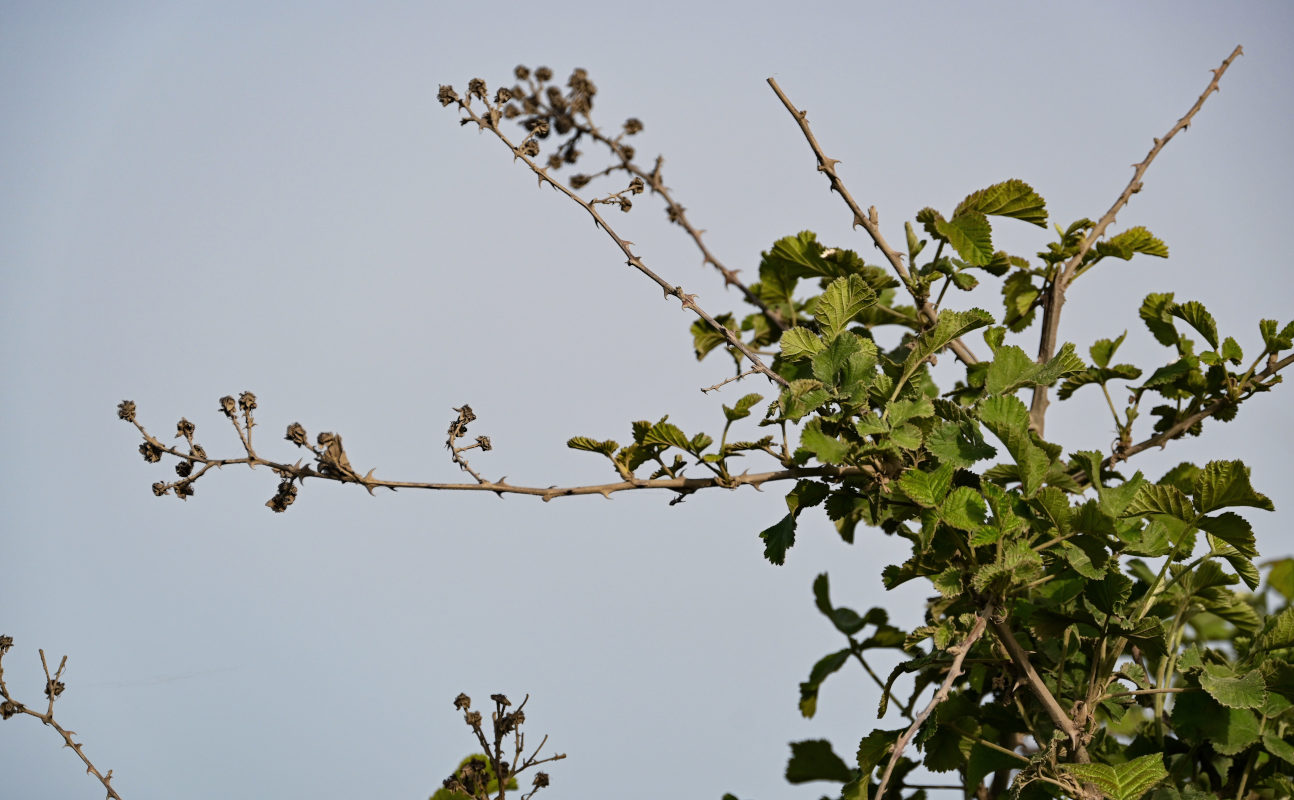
[934,210,994,265]
[1090,332,1127,368]
[1199,664,1266,710]
[1196,512,1257,558]
[1094,226,1169,260]
[1124,484,1196,522]
[953,179,1048,226]
[985,342,1085,395]
[1259,318,1294,352]
[765,231,839,279]
[1193,460,1273,513]
[1171,690,1261,755]
[1257,606,1294,651]
[1139,292,1179,348]
[785,739,853,784]
[786,480,830,515]
[978,395,1053,497]
[971,539,1043,592]
[1002,272,1040,331]
[1170,301,1220,350]
[759,514,797,565]
[800,419,851,465]
[722,393,764,423]
[780,327,825,360]
[1060,753,1168,800]
[856,728,901,779]
[566,436,619,457]
[1264,731,1294,767]
[642,420,692,451]
[798,649,850,718]
[815,275,878,340]
[778,379,830,422]
[691,314,735,361]
[812,331,864,386]
[900,308,994,391]
[926,421,997,467]
[1267,558,1294,603]
[941,486,988,532]
[898,463,956,508]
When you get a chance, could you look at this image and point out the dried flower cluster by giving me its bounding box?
[440,692,563,800]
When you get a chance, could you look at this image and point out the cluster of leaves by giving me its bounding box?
[564,178,1294,798]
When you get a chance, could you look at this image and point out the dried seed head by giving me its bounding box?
[190,443,207,460]
[514,65,530,80]
[45,679,65,699]
[475,436,492,451]
[533,772,550,788]
[453,692,471,710]
[1,700,20,719]
[467,78,487,101]
[494,87,512,104]
[527,118,550,137]
[175,418,195,438]
[266,479,298,513]
[465,710,482,727]
[619,145,635,161]
[0,635,14,653]
[152,482,170,497]
[619,197,632,213]
[117,400,137,422]
[503,103,520,119]
[623,117,643,135]
[570,174,590,189]
[518,140,540,158]
[629,177,644,195]
[175,460,194,478]
[437,85,459,107]
[534,66,553,82]
[174,480,195,500]
[140,442,163,463]
[285,422,309,447]
[218,395,237,419]
[238,391,257,412]
[546,154,563,171]
[491,693,511,706]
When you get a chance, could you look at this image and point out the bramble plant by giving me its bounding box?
[9,45,1292,800]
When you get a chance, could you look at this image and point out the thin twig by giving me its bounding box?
[1029,46,1244,434]
[453,97,789,388]
[876,608,990,798]
[990,616,1088,763]
[766,77,980,367]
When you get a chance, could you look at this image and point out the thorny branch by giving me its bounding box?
[441,79,789,389]
[1029,45,1244,434]
[766,77,981,368]
[0,636,124,800]
[875,606,991,799]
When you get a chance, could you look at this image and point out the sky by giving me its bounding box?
[2,2,1292,799]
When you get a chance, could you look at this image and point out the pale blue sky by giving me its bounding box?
[2,2,1292,798]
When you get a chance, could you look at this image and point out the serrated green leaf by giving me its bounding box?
[941,486,988,532]
[812,331,863,386]
[1199,664,1266,709]
[780,327,825,360]
[1193,460,1273,513]
[800,419,851,465]
[1170,301,1219,350]
[886,396,934,425]
[764,231,839,279]
[566,436,619,457]
[971,539,1042,592]
[900,308,994,391]
[926,421,997,467]
[954,179,1048,226]
[1061,753,1168,800]
[778,379,830,422]
[815,274,878,340]
[1139,292,1179,348]
[798,649,850,718]
[691,314,735,361]
[1264,731,1294,766]
[642,420,691,451]
[1196,512,1257,558]
[1259,318,1294,352]
[1257,606,1294,651]
[1095,226,1170,261]
[760,514,797,565]
[1091,331,1127,368]
[723,392,764,422]
[1219,336,1243,365]
[889,423,923,451]
[978,395,1053,497]
[898,463,956,508]
[1267,558,1294,603]
[1124,483,1196,522]
[856,728,901,777]
[787,480,830,516]
[785,739,853,784]
[1171,690,1261,755]
[936,210,994,265]
[985,342,1085,396]
[1002,272,1040,331]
